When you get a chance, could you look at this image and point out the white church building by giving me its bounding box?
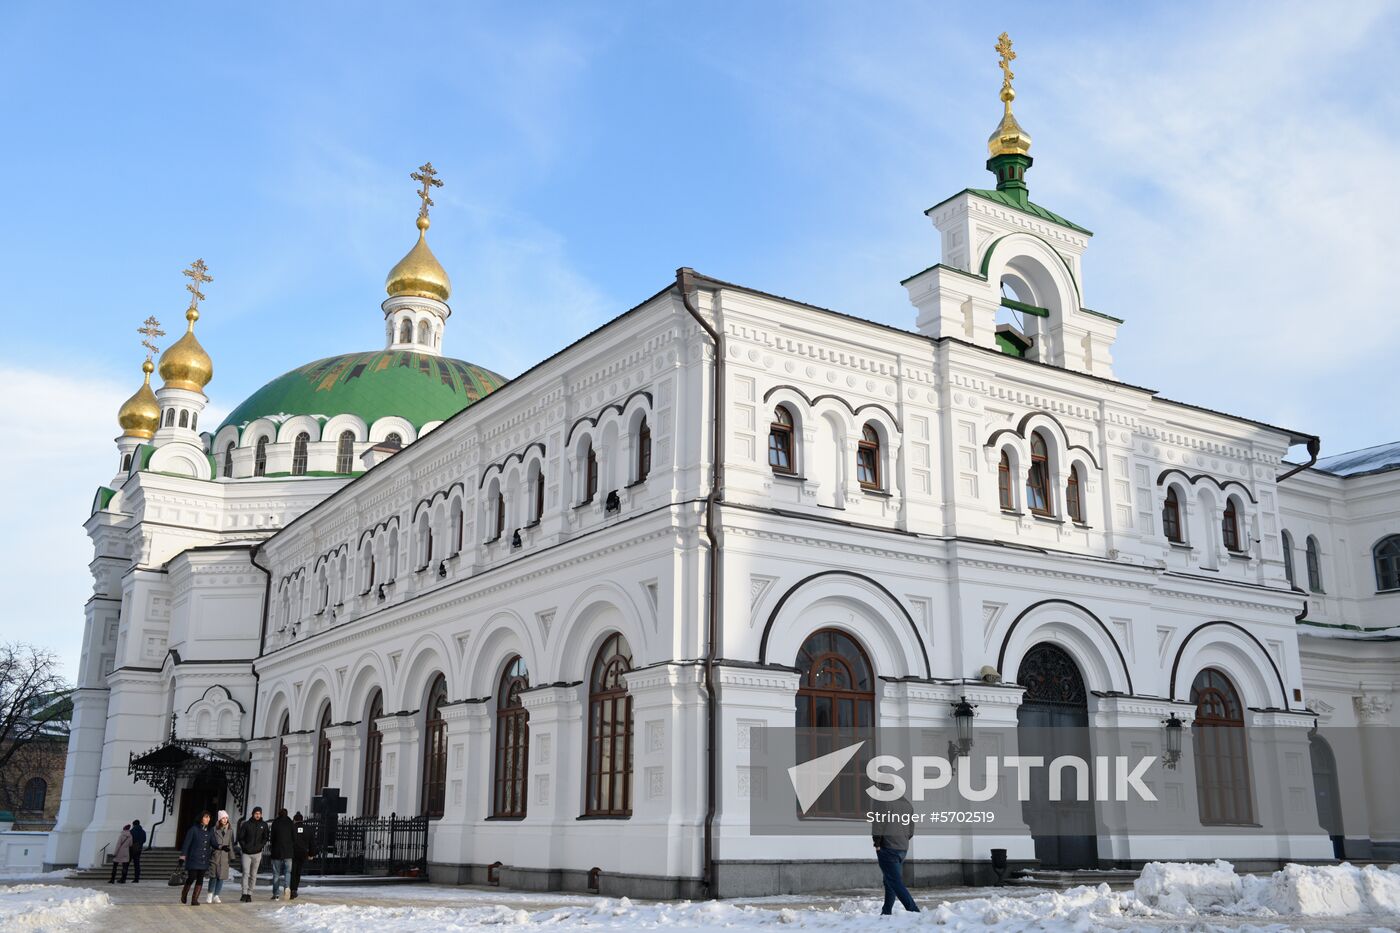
[48,41,1400,896]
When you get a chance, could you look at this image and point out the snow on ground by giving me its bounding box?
[0,883,109,932]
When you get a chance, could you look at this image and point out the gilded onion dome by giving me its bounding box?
[385,214,451,302]
[987,32,1031,158]
[117,359,160,439]
[158,306,214,392]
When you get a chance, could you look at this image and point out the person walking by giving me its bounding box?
[289,811,316,899]
[235,806,269,902]
[128,819,146,883]
[207,810,234,903]
[871,796,920,916]
[269,808,294,901]
[179,811,215,906]
[108,824,133,884]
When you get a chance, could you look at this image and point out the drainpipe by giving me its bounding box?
[1276,436,1320,483]
[676,268,724,896]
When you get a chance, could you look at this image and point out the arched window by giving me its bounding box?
[274,713,290,812]
[292,432,310,476]
[422,674,448,818]
[1374,535,1400,592]
[20,777,46,811]
[1163,487,1183,543]
[336,431,355,473]
[223,441,235,478]
[856,423,880,489]
[768,406,795,474]
[178,410,189,428]
[1025,432,1051,516]
[636,417,652,483]
[1192,668,1253,825]
[998,450,1014,511]
[493,489,506,541]
[254,437,268,477]
[795,629,874,818]
[361,544,375,593]
[451,499,464,553]
[1066,463,1085,524]
[121,453,132,472]
[1222,498,1242,552]
[385,432,403,448]
[399,319,413,343]
[164,408,175,427]
[191,412,198,432]
[534,468,546,523]
[583,441,599,502]
[494,656,530,817]
[586,634,633,817]
[362,690,384,817]
[314,704,333,795]
[1306,536,1324,593]
[418,320,431,345]
[417,515,433,569]
[1282,530,1296,587]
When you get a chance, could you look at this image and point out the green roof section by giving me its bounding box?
[92,486,116,514]
[217,350,507,435]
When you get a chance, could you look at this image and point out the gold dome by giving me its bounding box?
[385,215,451,302]
[158,307,214,392]
[118,360,161,439]
[987,94,1032,158]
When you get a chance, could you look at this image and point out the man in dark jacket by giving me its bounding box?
[128,819,146,883]
[235,806,270,902]
[871,796,920,915]
[289,811,316,899]
[269,808,295,901]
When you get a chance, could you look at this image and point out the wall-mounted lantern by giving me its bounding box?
[1162,713,1184,770]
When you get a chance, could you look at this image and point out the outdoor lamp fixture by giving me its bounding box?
[1162,713,1184,770]
[948,695,978,770]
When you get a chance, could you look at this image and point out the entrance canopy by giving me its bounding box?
[128,720,250,815]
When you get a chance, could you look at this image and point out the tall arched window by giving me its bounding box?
[223,442,235,478]
[191,412,197,432]
[121,453,132,472]
[1066,463,1085,524]
[292,432,310,476]
[493,490,506,540]
[399,319,413,343]
[1282,530,1296,587]
[1163,487,1183,543]
[1222,498,1242,552]
[493,656,530,818]
[1375,536,1400,592]
[451,499,464,553]
[164,409,175,427]
[1306,536,1324,593]
[417,515,433,569]
[314,704,333,795]
[336,431,355,473]
[586,634,633,817]
[1192,668,1253,825]
[422,674,448,818]
[1025,432,1051,516]
[417,320,431,345]
[856,423,880,489]
[254,437,268,477]
[795,629,874,818]
[362,690,384,817]
[769,406,795,474]
[636,417,651,483]
[998,450,1014,511]
[274,713,290,812]
[533,468,546,523]
[20,777,46,811]
[584,442,599,502]
[178,410,189,428]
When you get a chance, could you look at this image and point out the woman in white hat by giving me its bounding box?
[207,810,234,903]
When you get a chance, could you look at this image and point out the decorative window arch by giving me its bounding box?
[998,449,1015,511]
[586,633,633,817]
[491,487,506,541]
[1192,667,1253,825]
[223,441,235,478]
[191,412,197,432]
[1066,462,1085,524]
[360,542,376,593]
[417,513,433,570]
[422,674,447,819]
[399,319,413,343]
[164,408,175,427]
[493,656,530,818]
[1222,497,1242,552]
[314,703,333,795]
[385,432,403,448]
[1281,530,1296,587]
[856,423,880,490]
[292,432,310,476]
[769,405,795,474]
[20,777,46,811]
[1306,536,1324,593]
[1025,431,1051,516]
[533,466,545,523]
[417,319,431,345]
[795,629,874,818]
[1374,535,1400,592]
[254,437,268,477]
[122,453,132,472]
[582,440,599,503]
[362,689,384,817]
[635,417,651,484]
[1163,487,1183,543]
[450,498,464,554]
[336,431,355,473]
[274,713,290,812]
[178,409,189,428]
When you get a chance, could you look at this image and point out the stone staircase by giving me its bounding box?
[69,848,185,884]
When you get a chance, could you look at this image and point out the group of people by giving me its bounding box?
[107,819,146,883]
[156,805,315,906]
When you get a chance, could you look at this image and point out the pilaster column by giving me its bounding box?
[375,714,422,818]
[711,664,800,852]
[1248,709,1334,861]
[80,668,164,865]
[44,687,110,868]
[245,738,278,820]
[279,732,315,816]
[1355,694,1400,854]
[518,684,585,828]
[323,724,361,805]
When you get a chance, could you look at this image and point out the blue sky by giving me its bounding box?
[3,1,1396,677]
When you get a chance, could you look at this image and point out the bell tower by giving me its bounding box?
[383,162,451,357]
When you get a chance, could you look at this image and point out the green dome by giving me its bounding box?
[218,350,506,435]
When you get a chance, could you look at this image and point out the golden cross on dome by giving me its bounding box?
[182,258,213,311]
[410,162,443,220]
[137,315,165,360]
[995,32,1016,100]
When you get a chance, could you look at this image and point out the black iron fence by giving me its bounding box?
[301,813,428,876]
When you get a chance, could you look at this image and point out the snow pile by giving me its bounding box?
[1135,858,1242,912]
[0,884,110,931]
[1247,862,1400,917]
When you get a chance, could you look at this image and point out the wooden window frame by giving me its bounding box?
[585,444,599,502]
[336,431,355,473]
[254,437,268,477]
[223,442,235,478]
[533,467,545,523]
[292,432,310,476]
[856,424,880,490]
[1191,668,1254,826]
[1163,487,1183,543]
[1025,432,1052,516]
[795,629,875,819]
[314,705,332,796]
[636,418,652,483]
[362,692,384,817]
[493,490,506,541]
[493,657,530,818]
[1282,530,1296,586]
[998,450,1014,511]
[1066,463,1085,524]
[422,675,447,819]
[768,406,795,474]
[1222,498,1242,552]
[585,634,634,817]
[1376,536,1400,592]
[1306,537,1324,593]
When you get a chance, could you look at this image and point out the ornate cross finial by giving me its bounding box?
[182,258,213,312]
[137,315,165,360]
[995,32,1016,105]
[410,162,443,220]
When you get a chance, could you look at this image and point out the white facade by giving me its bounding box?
[48,155,1400,894]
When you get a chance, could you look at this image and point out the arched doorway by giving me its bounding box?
[177,765,227,846]
[1017,642,1097,868]
[1309,733,1344,858]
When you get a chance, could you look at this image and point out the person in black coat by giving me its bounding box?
[268,808,295,900]
[235,806,270,902]
[290,811,317,899]
[128,820,147,883]
[179,811,214,907]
